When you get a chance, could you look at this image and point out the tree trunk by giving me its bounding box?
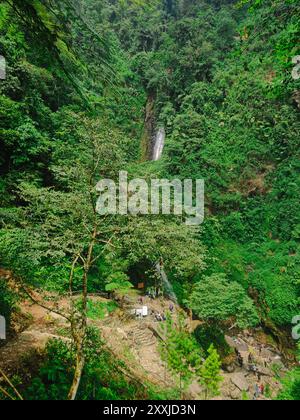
[68,349,85,400]
[68,226,97,400]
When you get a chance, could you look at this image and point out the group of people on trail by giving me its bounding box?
[153,304,175,322]
[235,348,266,400]
[139,292,175,309]
[136,293,175,323]
[254,383,265,400]
[155,312,166,322]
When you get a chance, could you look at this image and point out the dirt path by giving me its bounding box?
[0,297,70,373]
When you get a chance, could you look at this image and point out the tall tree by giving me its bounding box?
[199,344,223,400]
[159,314,203,397]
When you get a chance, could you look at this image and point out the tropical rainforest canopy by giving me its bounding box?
[0,0,299,401]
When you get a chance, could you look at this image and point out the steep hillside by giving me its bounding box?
[0,0,299,401]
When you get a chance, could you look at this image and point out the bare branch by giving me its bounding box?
[0,369,23,401]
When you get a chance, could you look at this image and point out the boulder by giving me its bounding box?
[225,336,248,352]
[230,388,241,400]
[224,364,236,373]
[240,350,250,363]
[225,335,236,348]
[231,373,250,392]
[256,366,273,377]
[235,340,249,352]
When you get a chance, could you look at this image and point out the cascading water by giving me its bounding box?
[152,127,165,161]
[155,263,178,304]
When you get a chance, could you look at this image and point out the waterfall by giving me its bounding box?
[152,128,165,161]
[155,263,178,304]
[152,129,178,303]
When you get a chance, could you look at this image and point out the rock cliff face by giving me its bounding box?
[141,95,156,161]
[293,90,300,110]
[141,95,166,162]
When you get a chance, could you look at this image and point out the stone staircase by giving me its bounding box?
[128,324,156,347]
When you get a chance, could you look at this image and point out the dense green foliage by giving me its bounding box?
[23,329,175,400]
[277,343,300,400]
[188,273,259,328]
[0,0,299,400]
[0,281,17,326]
